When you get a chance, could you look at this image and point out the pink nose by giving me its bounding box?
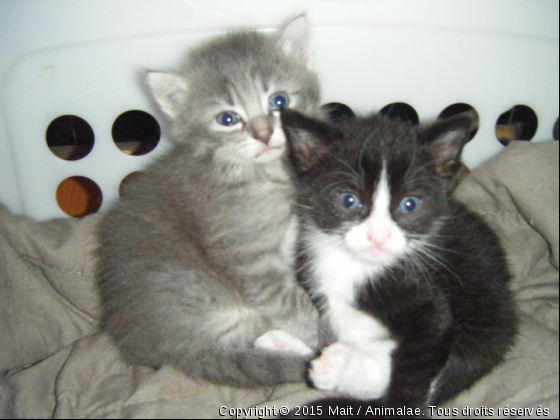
[368,229,392,247]
[253,129,273,145]
[251,116,273,145]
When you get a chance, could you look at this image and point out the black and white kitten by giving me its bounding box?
[281,109,518,414]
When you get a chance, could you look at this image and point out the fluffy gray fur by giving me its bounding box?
[97,16,321,387]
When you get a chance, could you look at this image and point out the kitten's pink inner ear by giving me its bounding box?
[146,71,188,120]
[435,160,465,179]
[279,14,311,63]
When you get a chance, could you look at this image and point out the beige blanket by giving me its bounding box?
[1,141,558,419]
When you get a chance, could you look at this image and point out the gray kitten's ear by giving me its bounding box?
[277,14,312,64]
[146,71,188,120]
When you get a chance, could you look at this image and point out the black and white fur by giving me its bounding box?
[280,109,518,416]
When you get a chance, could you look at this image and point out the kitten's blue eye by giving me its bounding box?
[398,197,422,214]
[339,193,363,210]
[217,112,241,126]
[269,93,290,111]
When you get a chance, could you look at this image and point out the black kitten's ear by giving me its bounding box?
[281,109,332,174]
[419,111,478,177]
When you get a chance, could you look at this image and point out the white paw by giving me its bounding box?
[254,329,313,356]
[309,342,348,392]
[309,341,394,400]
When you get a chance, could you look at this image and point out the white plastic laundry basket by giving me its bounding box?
[1,0,558,220]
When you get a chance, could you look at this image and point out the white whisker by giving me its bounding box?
[320,180,353,196]
[318,171,355,180]
[402,252,436,290]
[293,202,315,211]
[411,242,463,286]
[418,241,470,257]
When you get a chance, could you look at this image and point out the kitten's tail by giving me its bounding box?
[183,348,313,388]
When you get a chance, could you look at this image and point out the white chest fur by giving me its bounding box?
[306,229,397,399]
[310,235,393,345]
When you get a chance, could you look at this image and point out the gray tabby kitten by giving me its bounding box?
[97,16,321,387]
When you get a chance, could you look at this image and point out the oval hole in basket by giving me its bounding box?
[438,103,479,142]
[56,176,103,217]
[380,102,419,125]
[119,171,144,197]
[112,110,161,156]
[46,115,95,161]
[322,102,356,122]
[554,118,559,141]
[495,105,538,146]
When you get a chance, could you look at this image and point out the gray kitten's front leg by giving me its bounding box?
[277,282,320,347]
[255,329,314,355]
[250,272,320,353]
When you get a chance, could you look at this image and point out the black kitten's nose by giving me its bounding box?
[251,116,273,145]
